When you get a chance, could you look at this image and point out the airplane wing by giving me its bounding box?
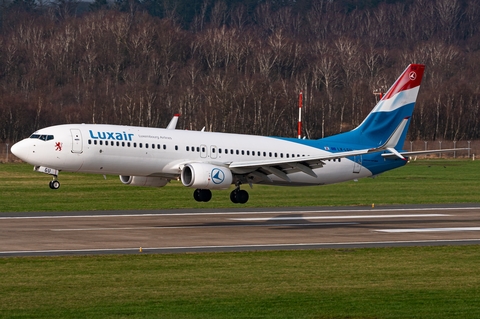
[228,147,388,182]
[228,117,411,182]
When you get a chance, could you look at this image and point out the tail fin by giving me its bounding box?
[331,64,425,148]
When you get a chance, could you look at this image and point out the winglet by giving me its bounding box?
[166,114,181,130]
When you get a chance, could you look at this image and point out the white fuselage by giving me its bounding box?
[12,123,372,186]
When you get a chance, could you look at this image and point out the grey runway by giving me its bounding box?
[1,203,480,257]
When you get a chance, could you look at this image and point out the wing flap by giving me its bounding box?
[261,166,291,182]
[290,162,318,178]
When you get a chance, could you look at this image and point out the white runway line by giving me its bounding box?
[0,206,477,220]
[376,227,480,233]
[51,222,359,232]
[3,239,480,256]
[232,214,449,221]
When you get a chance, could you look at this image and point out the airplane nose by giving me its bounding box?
[11,140,31,162]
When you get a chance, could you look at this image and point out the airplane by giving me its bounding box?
[10,64,461,204]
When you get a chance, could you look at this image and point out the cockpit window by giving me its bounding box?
[30,134,54,141]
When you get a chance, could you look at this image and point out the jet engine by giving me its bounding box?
[119,175,169,187]
[181,163,232,189]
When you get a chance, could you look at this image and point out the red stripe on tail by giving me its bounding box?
[382,64,425,100]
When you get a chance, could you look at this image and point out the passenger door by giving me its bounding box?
[71,129,83,154]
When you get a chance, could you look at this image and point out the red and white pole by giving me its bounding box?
[297,91,303,139]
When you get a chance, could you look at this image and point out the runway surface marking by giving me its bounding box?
[0,206,478,220]
[3,239,480,256]
[232,214,449,221]
[376,227,480,233]
[51,222,358,231]
[2,204,480,256]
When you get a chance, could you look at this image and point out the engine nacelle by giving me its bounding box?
[181,163,233,189]
[119,175,169,187]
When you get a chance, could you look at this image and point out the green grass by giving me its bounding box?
[0,159,479,212]
[1,160,480,318]
[1,246,480,318]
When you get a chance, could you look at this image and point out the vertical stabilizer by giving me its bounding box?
[330,64,425,148]
[356,64,424,146]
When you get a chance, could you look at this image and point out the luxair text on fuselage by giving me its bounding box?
[89,130,134,141]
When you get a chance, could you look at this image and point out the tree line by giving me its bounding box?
[1,0,480,143]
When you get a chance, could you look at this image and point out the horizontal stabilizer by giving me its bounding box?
[387,147,407,161]
[381,148,470,159]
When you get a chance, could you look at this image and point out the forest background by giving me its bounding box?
[0,0,479,156]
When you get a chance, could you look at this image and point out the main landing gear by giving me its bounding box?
[230,188,249,204]
[192,186,249,204]
[193,189,212,202]
[230,181,249,204]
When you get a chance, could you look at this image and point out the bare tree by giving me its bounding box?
[210,0,227,28]
[436,0,463,43]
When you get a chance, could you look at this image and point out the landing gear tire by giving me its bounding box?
[49,180,60,190]
[193,189,212,202]
[230,189,249,204]
[230,190,238,203]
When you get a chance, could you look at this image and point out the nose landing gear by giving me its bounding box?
[49,176,60,189]
[33,166,61,190]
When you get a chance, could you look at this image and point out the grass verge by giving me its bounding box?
[1,159,479,212]
[1,160,480,318]
[1,246,480,318]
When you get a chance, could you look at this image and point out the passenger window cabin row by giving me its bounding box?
[186,145,305,159]
[88,139,166,150]
[85,140,344,161]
